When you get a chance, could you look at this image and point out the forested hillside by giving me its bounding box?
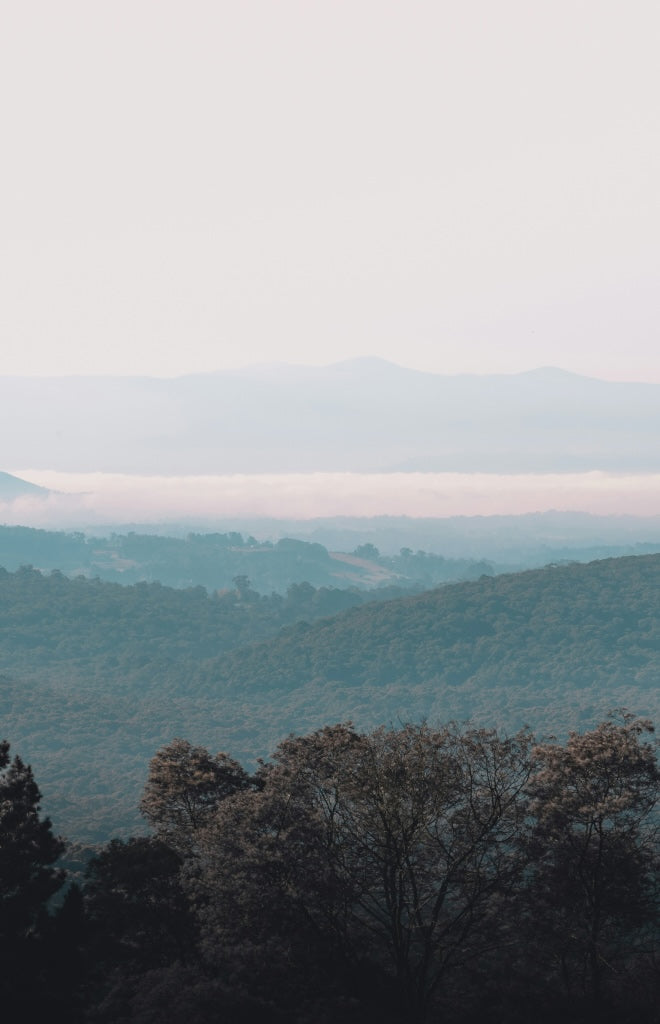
[1,555,660,841]
[0,565,389,687]
[200,553,660,726]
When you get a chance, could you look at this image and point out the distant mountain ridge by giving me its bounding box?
[2,360,659,474]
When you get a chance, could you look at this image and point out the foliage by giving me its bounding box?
[520,713,660,1010]
[84,837,196,973]
[140,739,251,854]
[121,717,660,1023]
[186,722,534,1022]
[0,739,65,934]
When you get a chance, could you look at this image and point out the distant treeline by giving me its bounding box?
[3,715,660,1023]
[0,525,494,593]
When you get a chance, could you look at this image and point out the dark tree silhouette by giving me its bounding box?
[188,722,533,1023]
[521,713,660,1017]
[0,740,66,1014]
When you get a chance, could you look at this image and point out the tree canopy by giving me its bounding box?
[128,717,660,1023]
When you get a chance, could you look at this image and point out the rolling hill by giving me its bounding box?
[1,554,659,843]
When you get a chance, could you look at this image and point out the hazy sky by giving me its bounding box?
[2,1,658,381]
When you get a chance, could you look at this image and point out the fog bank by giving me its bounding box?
[4,471,660,530]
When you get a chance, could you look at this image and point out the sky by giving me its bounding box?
[1,1,659,383]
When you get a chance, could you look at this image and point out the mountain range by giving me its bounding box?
[3,360,659,473]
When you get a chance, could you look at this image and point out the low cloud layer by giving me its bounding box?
[4,471,660,530]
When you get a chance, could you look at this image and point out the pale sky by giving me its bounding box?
[1,1,659,381]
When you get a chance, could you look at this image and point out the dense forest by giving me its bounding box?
[203,552,660,712]
[2,715,659,1022]
[1,554,660,842]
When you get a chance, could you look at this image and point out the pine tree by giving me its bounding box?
[0,740,66,1013]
